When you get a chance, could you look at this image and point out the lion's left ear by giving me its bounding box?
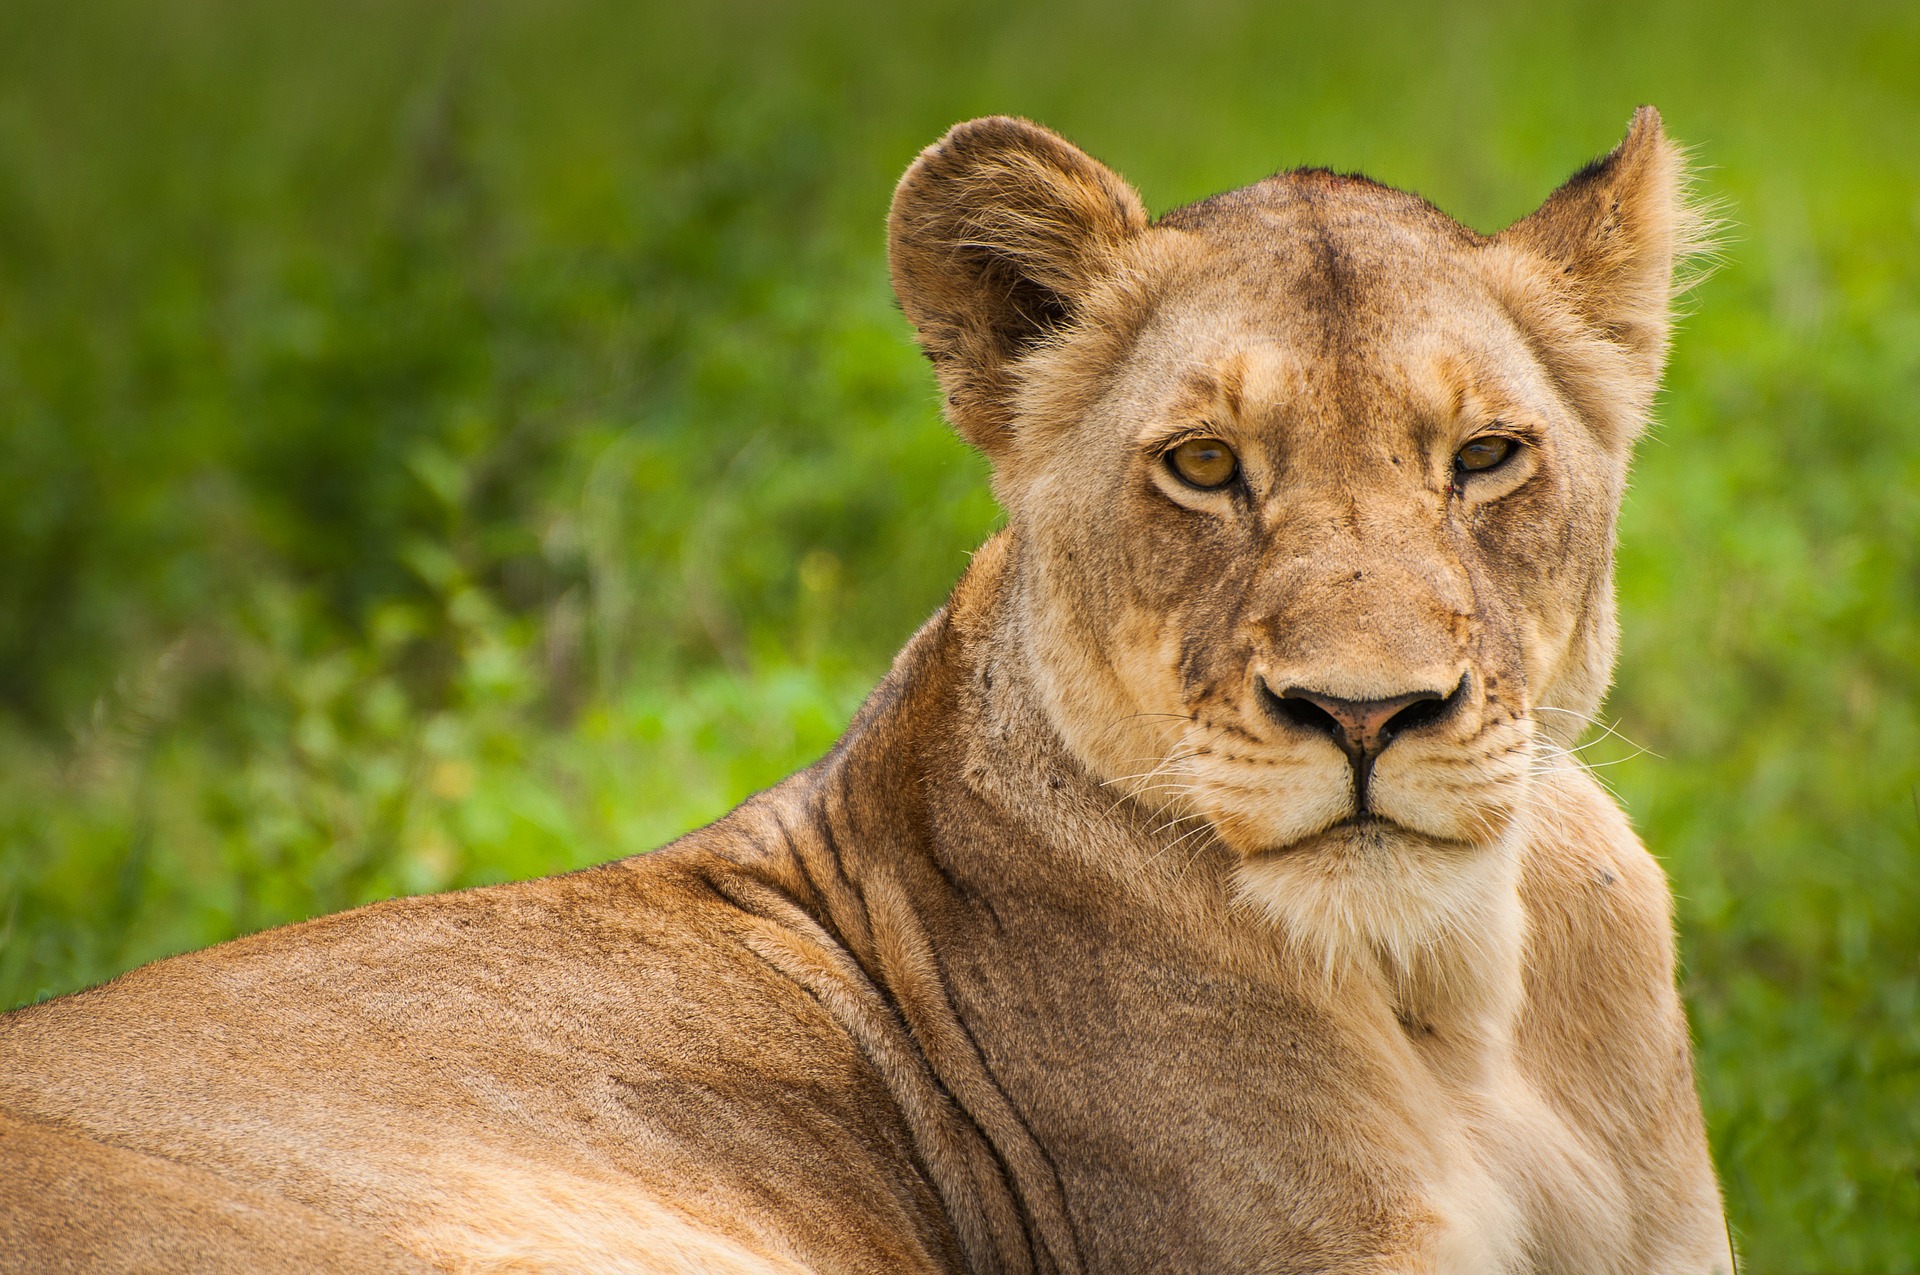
[1494,107,1704,446]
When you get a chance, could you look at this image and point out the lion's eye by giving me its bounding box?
[1168,437,1239,490]
[1455,436,1515,474]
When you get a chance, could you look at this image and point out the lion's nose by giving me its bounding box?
[1263,679,1466,765]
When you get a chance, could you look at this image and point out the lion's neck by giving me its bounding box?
[773,535,1543,1265]
[896,532,1526,1083]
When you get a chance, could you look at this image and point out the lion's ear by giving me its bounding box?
[1496,107,1705,446]
[889,117,1148,457]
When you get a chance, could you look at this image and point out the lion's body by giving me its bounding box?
[1,113,1729,1273]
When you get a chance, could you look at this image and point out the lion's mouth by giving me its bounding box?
[1246,813,1395,857]
[1249,812,1481,860]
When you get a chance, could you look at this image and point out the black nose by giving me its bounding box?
[1262,678,1466,766]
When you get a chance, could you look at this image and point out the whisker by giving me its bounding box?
[1101,733,1206,825]
[1147,809,1207,841]
[1529,707,1659,759]
[1145,819,1215,873]
[1106,779,1191,817]
[1099,751,1203,792]
[1531,741,1655,769]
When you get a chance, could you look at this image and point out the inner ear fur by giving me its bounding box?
[1494,106,1709,449]
[888,116,1148,456]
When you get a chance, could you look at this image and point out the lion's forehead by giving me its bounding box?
[1093,227,1547,453]
[1104,320,1546,471]
[1156,166,1479,244]
[1155,181,1480,307]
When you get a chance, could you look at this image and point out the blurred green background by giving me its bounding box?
[0,0,1914,1267]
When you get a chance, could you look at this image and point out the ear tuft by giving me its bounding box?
[1496,107,1720,445]
[888,117,1147,456]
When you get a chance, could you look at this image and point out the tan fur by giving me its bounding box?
[0,112,1729,1273]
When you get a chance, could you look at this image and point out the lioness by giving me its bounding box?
[1,110,1729,1273]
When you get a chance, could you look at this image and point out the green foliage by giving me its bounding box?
[1,1,1915,1268]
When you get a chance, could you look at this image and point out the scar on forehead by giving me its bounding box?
[1427,351,1533,428]
[1425,354,1474,421]
[1171,343,1305,427]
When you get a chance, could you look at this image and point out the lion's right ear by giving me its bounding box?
[888,117,1148,458]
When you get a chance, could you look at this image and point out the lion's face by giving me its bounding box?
[890,113,1693,953]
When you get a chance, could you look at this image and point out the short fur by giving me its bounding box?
[1,112,1730,1273]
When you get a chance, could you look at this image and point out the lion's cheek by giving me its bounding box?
[1369,746,1533,846]
[1464,488,1604,703]
[1193,768,1357,856]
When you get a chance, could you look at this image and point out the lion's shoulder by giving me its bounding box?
[1514,766,1711,1164]
[1517,766,1681,1035]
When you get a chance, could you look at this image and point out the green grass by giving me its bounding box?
[1,1,1916,1268]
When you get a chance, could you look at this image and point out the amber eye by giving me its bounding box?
[1455,436,1516,474]
[1167,437,1239,489]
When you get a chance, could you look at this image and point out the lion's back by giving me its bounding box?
[0,840,960,1274]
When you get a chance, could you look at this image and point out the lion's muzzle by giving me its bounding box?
[1258,675,1470,811]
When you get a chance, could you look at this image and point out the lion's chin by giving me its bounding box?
[1227,810,1525,976]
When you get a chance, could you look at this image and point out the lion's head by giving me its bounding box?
[889,111,1700,967]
